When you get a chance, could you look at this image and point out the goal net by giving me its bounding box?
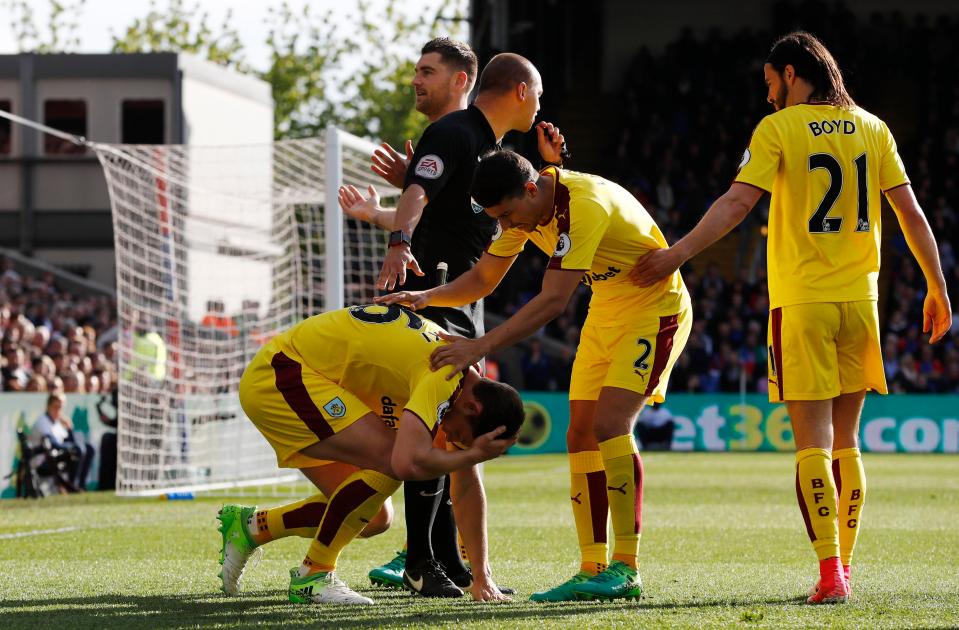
[94,128,397,497]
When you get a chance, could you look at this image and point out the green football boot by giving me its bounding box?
[529,571,593,602]
[368,549,407,588]
[572,561,642,601]
[289,568,373,605]
[216,504,260,595]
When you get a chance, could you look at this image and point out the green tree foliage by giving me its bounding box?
[7,0,468,143]
[5,0,87,53]
[110,0,246,71]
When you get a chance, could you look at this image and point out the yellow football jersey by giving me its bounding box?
[735,104,909,308]
[486,167,688,320]
[266,305,461,432]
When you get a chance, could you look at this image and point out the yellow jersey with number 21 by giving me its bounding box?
[735,104,909,309]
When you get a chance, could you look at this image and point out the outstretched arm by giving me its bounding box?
[450,457,507,601]
[376,253,515,310]
[429,268,583,375]
[630,183,765,287]
[886,185,951,342]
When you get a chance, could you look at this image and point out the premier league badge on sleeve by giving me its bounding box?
[553,232,572,257]
[436,400,451,425]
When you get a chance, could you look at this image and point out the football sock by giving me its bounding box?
[303,469,400,574]
[598,435,643,570]
[795,448,840,561]
[569,450,609,574]
[248,494,328,544]
[833,447,866,568]
[403,476,446,564]
[432,474,468,574]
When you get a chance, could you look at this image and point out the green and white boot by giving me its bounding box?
[216,504,260,595]
[572,561,642,601]
[289,568,374,605]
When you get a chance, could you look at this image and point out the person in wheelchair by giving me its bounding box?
[29,392,95,493]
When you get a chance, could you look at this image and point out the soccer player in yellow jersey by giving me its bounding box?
[632,31,952,604]
[380,150,692,602]
[217,305,524,605]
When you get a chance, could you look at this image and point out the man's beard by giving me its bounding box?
[417,92,451,118]
[774,83,788,111]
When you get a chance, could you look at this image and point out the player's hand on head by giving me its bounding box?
[923,288,952,344]
[430,334,484,377]
[373,290,430,310]
[338,184,380,224]
[377,246,424,291]
[629,248,679,287]
[536,121,565,165]
[470,425,516,461]
[371,140,413,189]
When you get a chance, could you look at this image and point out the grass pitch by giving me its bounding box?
[2,452,958,629]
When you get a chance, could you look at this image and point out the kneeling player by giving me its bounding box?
[380,150,692,602]
[217,305,524,604]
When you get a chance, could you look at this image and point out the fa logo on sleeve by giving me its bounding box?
[415,155,444,179]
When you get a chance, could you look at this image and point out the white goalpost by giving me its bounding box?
[93,128,398,497]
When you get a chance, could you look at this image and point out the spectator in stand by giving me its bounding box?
[30,392,95,492]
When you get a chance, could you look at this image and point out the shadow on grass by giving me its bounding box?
[0,587,803,629]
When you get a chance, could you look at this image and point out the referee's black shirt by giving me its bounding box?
[401,104,498,339]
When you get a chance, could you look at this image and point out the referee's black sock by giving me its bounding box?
[432,474,468,575]
[403,476,444,565]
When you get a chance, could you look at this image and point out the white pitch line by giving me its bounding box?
[0,526,80,540]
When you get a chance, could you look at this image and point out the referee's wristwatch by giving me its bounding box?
[388,230,412,248]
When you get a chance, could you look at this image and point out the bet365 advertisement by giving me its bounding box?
[512,393,959,454]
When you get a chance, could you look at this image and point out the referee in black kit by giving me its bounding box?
[340,49,566,600]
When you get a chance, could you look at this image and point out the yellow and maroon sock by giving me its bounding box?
[248,494,329,544]
[304,470,401,573]
[795,448,840,561]
[569,451,609,574]
[598,435,643,570]
[833,447,866,568]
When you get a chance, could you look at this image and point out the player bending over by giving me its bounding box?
[380,150,692,602]
[632,31,951,604]
[217,305,524,604]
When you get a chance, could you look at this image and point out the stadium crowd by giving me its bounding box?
[0,257,119,394]
[492,1,959,393]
